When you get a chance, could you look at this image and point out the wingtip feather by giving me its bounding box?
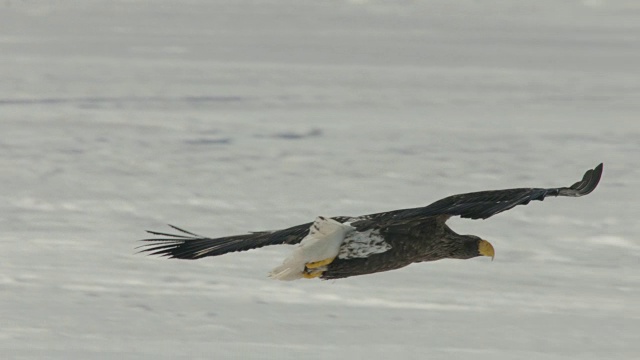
[561,162,603,197]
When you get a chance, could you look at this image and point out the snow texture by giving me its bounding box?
[1,0,639,359]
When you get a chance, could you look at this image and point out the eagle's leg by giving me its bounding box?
[305,257,336,269]
[302,258,334,279]
[302,270,323,279]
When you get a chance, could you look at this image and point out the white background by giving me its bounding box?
[1,1,639,359]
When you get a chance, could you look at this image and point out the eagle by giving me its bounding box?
[140,163,603,280]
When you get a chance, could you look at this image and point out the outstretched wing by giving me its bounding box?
[138,217,352,259]
[386,163,603,221]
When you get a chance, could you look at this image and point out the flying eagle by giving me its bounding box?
[140,163,603,280]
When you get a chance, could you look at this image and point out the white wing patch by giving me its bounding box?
[337,229,392,259]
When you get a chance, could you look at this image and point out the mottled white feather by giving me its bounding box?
[338,229,391,259]
[269,216,354,281]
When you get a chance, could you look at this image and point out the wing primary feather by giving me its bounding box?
[167,224,203,237]
[560,163,602,196]
[144,230,193,238]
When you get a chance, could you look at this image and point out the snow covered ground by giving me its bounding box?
[1,1,639,359]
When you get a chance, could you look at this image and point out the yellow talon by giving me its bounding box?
[302,271,323,279]
[305,257,336,269]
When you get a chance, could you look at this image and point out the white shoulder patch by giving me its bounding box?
[337,229,392,259]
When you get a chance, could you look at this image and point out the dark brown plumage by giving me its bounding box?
[139,163,603,279]
[321,216,483,279]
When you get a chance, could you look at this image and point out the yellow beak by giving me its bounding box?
[478,239,495,261]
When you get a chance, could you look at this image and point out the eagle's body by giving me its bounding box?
[322,216,473,280]
[140,164,603,280]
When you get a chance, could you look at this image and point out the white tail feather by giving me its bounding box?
[269,262,305,281]
[269,216,354,281]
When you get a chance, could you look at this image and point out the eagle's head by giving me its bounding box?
[451,235,495,260]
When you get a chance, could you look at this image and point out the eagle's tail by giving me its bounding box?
[268,216,353,281]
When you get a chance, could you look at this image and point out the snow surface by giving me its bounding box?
[1,0,639,359]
